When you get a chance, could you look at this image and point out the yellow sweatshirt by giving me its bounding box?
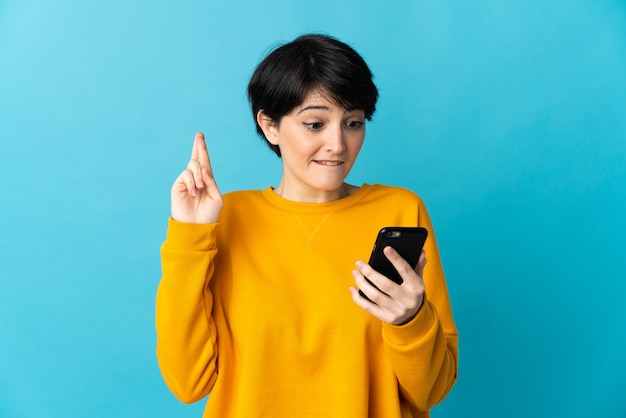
[156,184,458,417]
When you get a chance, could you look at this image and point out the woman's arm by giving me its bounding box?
[382,299,458,412]
[384,200,458,412]
[156,219,220,403]
[156,132,224,403]
[350,197,458,411]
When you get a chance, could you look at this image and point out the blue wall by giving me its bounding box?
[1,1,625,417]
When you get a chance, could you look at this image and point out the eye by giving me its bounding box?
[346,120,364,130]
[304,122,324,131]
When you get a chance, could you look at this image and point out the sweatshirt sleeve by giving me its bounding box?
[381,199,459,412]
[155,217,219,404]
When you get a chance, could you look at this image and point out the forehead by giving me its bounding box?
[299,90,334,107]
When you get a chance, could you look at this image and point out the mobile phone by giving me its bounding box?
[358,227,428,300]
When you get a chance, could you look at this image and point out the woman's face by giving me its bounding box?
[260,91,366,202]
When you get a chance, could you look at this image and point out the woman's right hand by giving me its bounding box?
[171,132,224,224]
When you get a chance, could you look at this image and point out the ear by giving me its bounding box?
[256,110,279,145]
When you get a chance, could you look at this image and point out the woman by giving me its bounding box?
[156,34,458,418]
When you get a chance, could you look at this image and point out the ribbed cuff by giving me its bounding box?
[164,217,218,251]
[382,300,435,347]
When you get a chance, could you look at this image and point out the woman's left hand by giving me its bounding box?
[350,247,427,325]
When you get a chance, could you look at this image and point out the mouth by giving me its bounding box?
[314,160,344,166]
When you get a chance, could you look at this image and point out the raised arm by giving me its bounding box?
[156,133,224,403]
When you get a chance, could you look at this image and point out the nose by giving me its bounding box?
[325,125,346,154]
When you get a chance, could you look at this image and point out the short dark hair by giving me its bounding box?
[247,34,379,157]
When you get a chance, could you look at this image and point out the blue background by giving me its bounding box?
[1,0,625,417]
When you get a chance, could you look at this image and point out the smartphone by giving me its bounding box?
[359,226,428,300]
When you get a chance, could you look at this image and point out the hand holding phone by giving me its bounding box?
[358,227,428,301]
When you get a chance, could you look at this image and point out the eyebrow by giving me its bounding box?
[297,105,331,115]
[296,105,362,115]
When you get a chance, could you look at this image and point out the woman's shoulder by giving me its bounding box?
[215,190,271,229]
[219,189,267,218]
[222,189,265,203]
[366,183,426,205]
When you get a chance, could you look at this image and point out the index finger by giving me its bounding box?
[383,246,418,279]
[191,132,211,165]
